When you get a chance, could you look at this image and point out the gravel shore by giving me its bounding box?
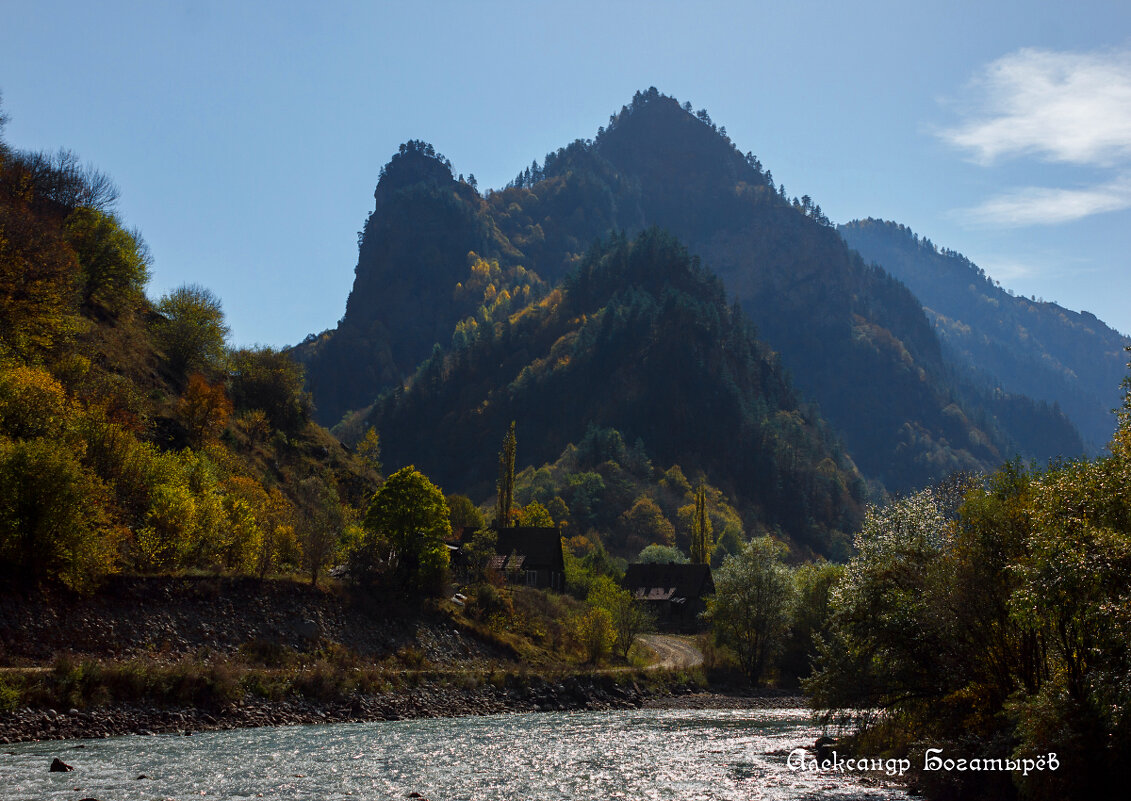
[0,678,808,744]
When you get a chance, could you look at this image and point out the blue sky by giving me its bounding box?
[2,1,1129,345]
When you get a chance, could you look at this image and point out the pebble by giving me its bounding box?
[1,675,679,743]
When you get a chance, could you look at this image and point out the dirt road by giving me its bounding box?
[636,634,704,669]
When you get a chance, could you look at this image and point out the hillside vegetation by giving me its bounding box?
[301,89,1084,505]
[840,218,1126,452]
[0,115,376,591]
[366,229,864,558]
[809,361,1131,800]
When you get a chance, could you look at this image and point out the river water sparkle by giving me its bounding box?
[1,708,904,800]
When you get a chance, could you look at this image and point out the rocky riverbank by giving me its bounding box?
[0,674,756,744]
[0,576,502,666]
[1,578,809,747]
[643,688,806,710]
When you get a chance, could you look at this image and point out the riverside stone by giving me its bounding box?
[0,675,797,744]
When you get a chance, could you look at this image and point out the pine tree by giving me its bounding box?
[495,421,517,527]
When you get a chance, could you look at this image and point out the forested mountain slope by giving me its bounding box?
[490,90,1029,489]
[292,141,540,427]
[298,88,1085,494]
[369,230,865,557]
[840,218,1127,452]
[0,123,375,591]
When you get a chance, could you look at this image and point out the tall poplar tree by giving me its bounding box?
[495,421,517,527]
[690,485,714,564]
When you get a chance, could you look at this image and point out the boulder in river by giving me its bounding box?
[814,735,836,762]
[49,757,73,772]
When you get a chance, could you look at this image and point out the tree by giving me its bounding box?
[588,575,652,659]
[546,495,570,528]
[570,606,616,664]
[565,471,605,530]
[11,148,120,213]
[636,544,689,564]
[135,475,197,572]
[0,91,8,150]
[256,487,300,578]
[154,284,230,378]
[806,486,959,714]
[689,485,713,564]
[235,409,270,447]
[0,437,118,590]
[0,163,83,359]
[461,526,498,584]
[0,365,72,440]
[779,562,845,685]
[63,207,149,309]
[356,426,383,476]
[705,536,795,685]
[619,496,676,553]
[1009,451,1131,799]
[359,466,450,594]
[296,476,344,586]
[177,373,233,447]
[515,500,553,527]
[227,347,311,433]
[495,421,516,527]
[220,489,262,573]
[447,493,484,533]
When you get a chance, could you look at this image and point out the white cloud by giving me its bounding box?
[942,47,1131,227]
[941,48,1131,167]
[956,174,1131,227]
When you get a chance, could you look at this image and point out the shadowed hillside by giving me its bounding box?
[840,218,1126,453]
[369,229,865,557]
[297,88,1090,495]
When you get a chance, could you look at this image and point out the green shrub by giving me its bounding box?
[0,675,23,712]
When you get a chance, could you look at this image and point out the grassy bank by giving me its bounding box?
[0,648,707,716]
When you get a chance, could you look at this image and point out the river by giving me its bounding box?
[1,708,905,800]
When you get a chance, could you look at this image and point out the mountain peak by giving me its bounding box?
[374,140,458,202]
[595,89,766,196]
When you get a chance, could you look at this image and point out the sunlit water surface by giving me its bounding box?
[1,708,905,800]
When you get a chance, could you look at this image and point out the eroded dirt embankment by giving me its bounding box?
[0,576,497,666]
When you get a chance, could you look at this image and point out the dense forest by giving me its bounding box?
[364,229,865,559]
[840,218,1127,452]
[509,426,752,563]
[301,89,1086,510]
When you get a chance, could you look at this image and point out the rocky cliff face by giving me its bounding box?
[293,142,506,427]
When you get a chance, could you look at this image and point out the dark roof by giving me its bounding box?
[494,527,564,572]
[623,563,715,601]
